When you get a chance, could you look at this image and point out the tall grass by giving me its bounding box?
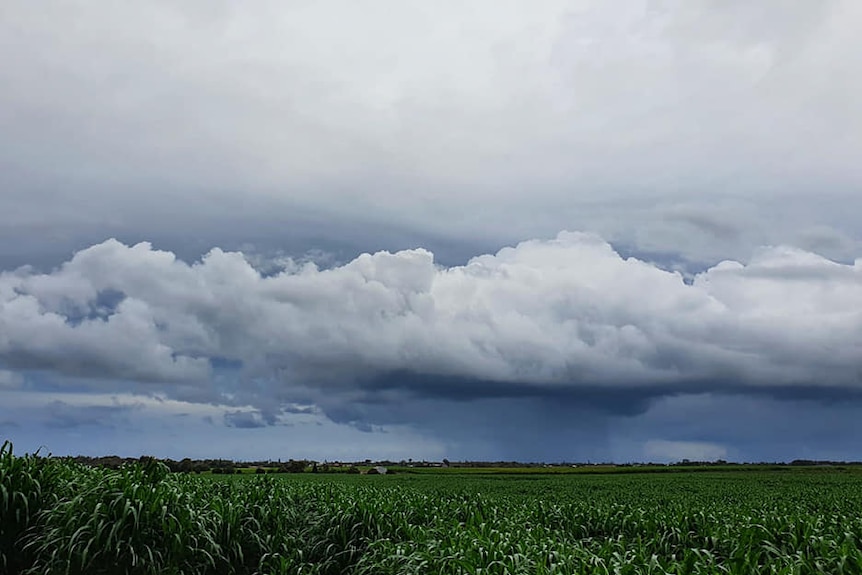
[0,441,72,573]
[2,442,862,574]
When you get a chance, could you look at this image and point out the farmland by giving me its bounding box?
[3,444,862,574]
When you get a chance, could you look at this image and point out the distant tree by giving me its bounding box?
[280,459,307,473]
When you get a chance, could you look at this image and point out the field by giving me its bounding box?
[3,445,862,574]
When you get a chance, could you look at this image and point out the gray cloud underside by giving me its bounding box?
[2,233,860,423]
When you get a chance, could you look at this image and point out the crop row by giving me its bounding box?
[3,442,862,574]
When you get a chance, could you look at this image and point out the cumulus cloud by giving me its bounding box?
[1,232,860,426]
[0,270,211,384]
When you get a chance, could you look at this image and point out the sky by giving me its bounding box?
[1,1,861,463]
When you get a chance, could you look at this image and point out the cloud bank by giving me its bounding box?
[2,232,860,428]
[2,1,861,270]
[2,1,861,461]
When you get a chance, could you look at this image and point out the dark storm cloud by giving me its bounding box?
[614,392,862,463]
[1,233,860,437]
[317,395,618,463]
[355,371,657,416]
[353,371,862,419]
[223,410,270,429]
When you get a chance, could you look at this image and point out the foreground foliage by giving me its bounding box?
[2,443,862,574]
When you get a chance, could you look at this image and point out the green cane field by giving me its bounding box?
[2,442,862,574]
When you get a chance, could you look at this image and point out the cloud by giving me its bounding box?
[612,392,862,463]
[1,232,860,430]
[3,1,859,460]
[223,410,269,429]
[0,369,24,389]
[0,1,860,270]
[43,400,140,430]
[643,439,728,463]
[0,389,448,460]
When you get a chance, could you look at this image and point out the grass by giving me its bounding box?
[3,441,862,574]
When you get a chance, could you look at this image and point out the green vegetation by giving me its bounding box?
[3,442,862,574]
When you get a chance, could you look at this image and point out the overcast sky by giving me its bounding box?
[2,1,861,463]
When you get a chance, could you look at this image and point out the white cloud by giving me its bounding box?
[1,233,860,413]
[644,439,728,463]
